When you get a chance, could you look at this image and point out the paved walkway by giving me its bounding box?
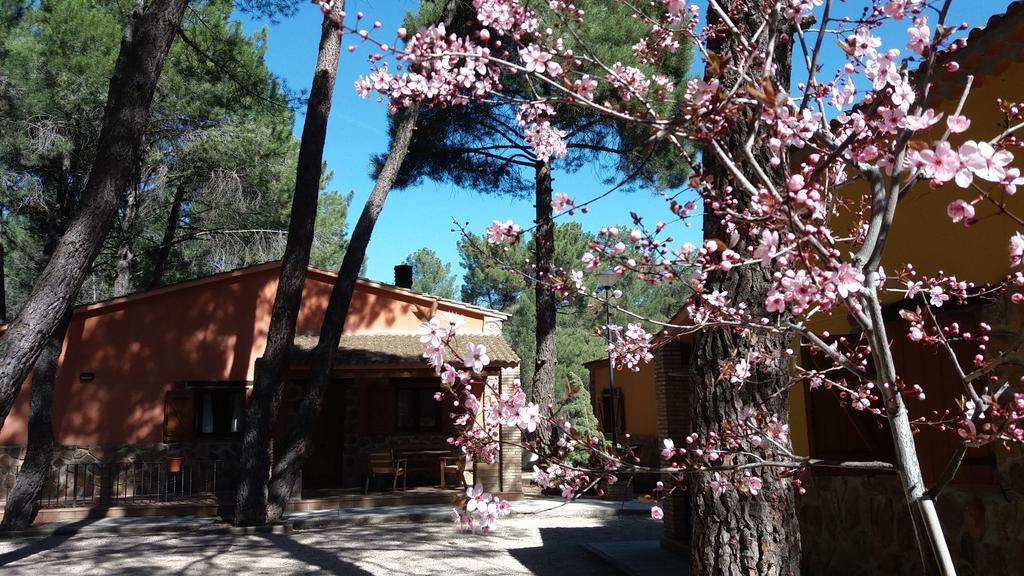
[0,496,649,539]
[0,512,662,575]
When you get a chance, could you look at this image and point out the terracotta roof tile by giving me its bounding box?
[292,333,519,367]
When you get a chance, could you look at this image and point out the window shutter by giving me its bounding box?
[164,390,194,442]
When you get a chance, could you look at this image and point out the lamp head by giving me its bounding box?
[596,270,619,289]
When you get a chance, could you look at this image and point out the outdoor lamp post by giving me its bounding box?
[596,270,619,446]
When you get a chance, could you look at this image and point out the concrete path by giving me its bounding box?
[583,540,690,576]
[0,513,662,575]
[0,496,650,539]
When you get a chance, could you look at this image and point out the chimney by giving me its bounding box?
[394,264,413,289]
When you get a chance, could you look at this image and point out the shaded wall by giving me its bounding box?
[0,265,498,447]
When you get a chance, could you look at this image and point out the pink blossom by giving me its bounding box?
[729,359,751,384]
[1002,168,1024,195]
[521,44,561,76]
[419,317,446,348]
[1010,233,1024,267]
[929,286,949,307]
[742,474,763,496]
[884,0,921,19]
[486,219,521,245]
[650,505,664,520]
[849,27,881,58]
[551,192,574,214]
[906,16,930,55]
[946,199,975,224]
[572,75,597,100]
[661,438,675,460]
[960,140,1015,183]
[914,141,960,183]
[902,109,942,131]
[832,263,865,298]
[708,472,729,497]
[517,403,541,433]
[946,114,971,133]
[441,364,460,386]
[466,343,490,374]
[765,291,786,313]
[753,229,780,265]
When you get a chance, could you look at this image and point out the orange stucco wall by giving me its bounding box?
[0,265,494,446]
[588,361,658,438]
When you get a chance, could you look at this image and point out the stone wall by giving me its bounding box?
[799,462,1024,576]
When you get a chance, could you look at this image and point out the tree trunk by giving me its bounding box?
[0,219,7,324]
[689,3,800,574]
[863,280,955,574]
[113,185,140,297]
[234,0,344,528]
[531,159,557,444]
[0,0,189,430]
[265,103,421,521]
[148,184,186,290]
[0,311,70,531]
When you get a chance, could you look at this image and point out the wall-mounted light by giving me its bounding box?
[79,372,95,382]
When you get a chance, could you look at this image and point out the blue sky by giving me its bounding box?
[238,1,702,286]
[238,0,985,286]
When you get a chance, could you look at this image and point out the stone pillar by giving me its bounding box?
[655,340,692,551]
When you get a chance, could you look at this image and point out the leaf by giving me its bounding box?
[746,79,778,107]
[898,307,922,323]
[706,50,728,77]
[836,39,856,56]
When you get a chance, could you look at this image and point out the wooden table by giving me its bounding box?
[394,450,456,487]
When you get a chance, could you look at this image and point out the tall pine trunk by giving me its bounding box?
[148,184,186,290]
[113,185,141,297]
[531,159,556,443]
[234,0,344,527]
[689,3,800,574]
[0,220,7,324]
[265,104,421,521]
[0,311,70,531]
[0,0,189,429]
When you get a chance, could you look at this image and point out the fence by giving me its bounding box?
[0,460,234,508]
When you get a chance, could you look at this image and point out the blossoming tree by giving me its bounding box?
[333,0,1024,573]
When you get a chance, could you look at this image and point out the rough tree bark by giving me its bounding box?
[113,185,141,297]
[0,220,7,324]
[689,3,801,574]
[148,184,186,290]
[0,0,189,430]
[531,159,557,443]
[234,0,344,527]
[0,311,70,531]
[264,103,422,521]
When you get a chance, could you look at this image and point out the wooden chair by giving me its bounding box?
[440,456,471,489]
[365,449,407,493]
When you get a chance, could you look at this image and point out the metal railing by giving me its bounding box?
[0,460,234,509]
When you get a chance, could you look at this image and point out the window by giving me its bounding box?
[395,385,440,432]
[600,388,625,436]
[192,384,245,435]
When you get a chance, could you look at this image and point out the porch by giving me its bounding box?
[0,458,469,525]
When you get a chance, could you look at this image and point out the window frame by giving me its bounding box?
[188,381,248,438]
[393,381,443,433]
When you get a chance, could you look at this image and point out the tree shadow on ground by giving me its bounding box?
[509,525,648,576]
[255,532,375,575]
[0,518,98,567]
